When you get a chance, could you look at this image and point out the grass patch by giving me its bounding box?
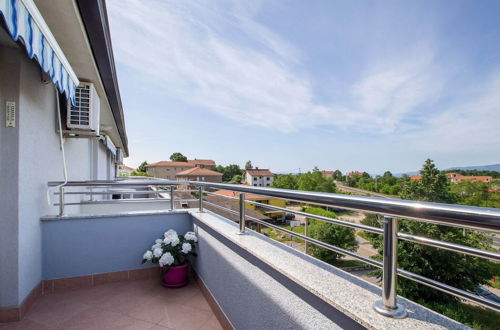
[261,225,305,243]
[423,300,499,330]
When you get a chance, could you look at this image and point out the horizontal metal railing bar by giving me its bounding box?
[55,190,167,195]
[48,180,500,232]
[205,194,500,261]
[54,189,194,195]
[397,232,500,262]
[202,200,383,269]
[397,268,500,311]
[55,198,198,206]
[201,201,500,312]
[246,200,385,235]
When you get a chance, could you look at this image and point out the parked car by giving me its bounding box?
[474,286,500,303]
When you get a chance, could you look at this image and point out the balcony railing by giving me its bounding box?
[47,178,500,318]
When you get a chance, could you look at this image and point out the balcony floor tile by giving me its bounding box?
[1,277,222,330]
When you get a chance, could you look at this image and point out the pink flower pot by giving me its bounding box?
[162,263,189,288]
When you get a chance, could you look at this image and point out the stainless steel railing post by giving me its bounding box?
[59,186,65,216]
[373,216,407,318]
[170,186,174,211]
[238,193,246,234]
[305,218,309,254]
[198,186,204,212]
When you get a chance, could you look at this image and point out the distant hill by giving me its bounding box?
[444,164,500,172]
[393,164,500,177]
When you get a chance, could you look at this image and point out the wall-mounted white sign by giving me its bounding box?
[6,101,15,127]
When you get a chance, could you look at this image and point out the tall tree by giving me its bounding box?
[333,170,343,181]
[400,159,456,203]
[245,160,252,170]
[306,207,358,263]
[272,174,299,190]
[297,171,336,193]
[170,152,188,162]
[365,159,493,304]
[137,161,148,173]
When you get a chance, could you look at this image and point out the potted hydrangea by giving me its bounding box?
[142,229,197,287]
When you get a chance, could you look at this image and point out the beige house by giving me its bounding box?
[146,161,195,180]
[146,159,217,180]
[188,159,216,169]
[176,167,223,183]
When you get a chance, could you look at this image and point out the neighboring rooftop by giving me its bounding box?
[176,167,223,176]
[188,159,216,167]
[118,164,135,171]
[146,161,195,168]
[246,168,274,176]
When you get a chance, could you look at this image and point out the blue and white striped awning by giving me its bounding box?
[0,0,79,104]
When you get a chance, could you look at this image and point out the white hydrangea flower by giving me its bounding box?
[155,238,163,244]
[184,231,197,242]
[182,242,192,254]
[153,247,163,258]
[170,234,180,247]
[164,229,177,238]
[163,236,172,245]
[151,243,161,251]
[159,252,174,267]
[143,250,153,260]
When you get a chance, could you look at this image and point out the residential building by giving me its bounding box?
[188,158,216,169]
[321,170,334,179]
[348,171,364,177]
[446,172,493,183]
[145,161,195,180]
[411,172,493,183]
[213,189,286,221]
[0,0,127,321]
[118,164,135,176]
[245,168,275,186]
[145,159,216,179]
[175,167,223,183]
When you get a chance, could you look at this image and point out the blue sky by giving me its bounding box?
[108,0,500,174]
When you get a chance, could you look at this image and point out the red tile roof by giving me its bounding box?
[119,165,135,171]
[246,169,274,176]
[321,170,334,174]
[146,161,195,167]
[410,175,422,180]
[188,159,216,166]
[176,167,223,176]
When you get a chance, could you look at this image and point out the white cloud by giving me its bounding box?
[410,75,500,154]
[107,0,497,155]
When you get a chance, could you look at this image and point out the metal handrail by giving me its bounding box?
[47,179,500,317]
[48,179,500,231]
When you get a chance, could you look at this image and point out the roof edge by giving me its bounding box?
[75,0,128,155]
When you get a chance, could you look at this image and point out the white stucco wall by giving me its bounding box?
[0,43,119,307]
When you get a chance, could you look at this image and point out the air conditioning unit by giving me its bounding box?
[66,82,100,134]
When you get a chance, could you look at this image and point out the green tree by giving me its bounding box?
[333,170,343,181]
[245,160,253,170]
[231,174,243,183]
[137,161,148,173]
[170,152,188,162]
[400,159,456,203]
[297,171,336,192]
[305,206,358,263]
[222,164,243,182]
[272,174,299,190]
[365,159,494,304]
